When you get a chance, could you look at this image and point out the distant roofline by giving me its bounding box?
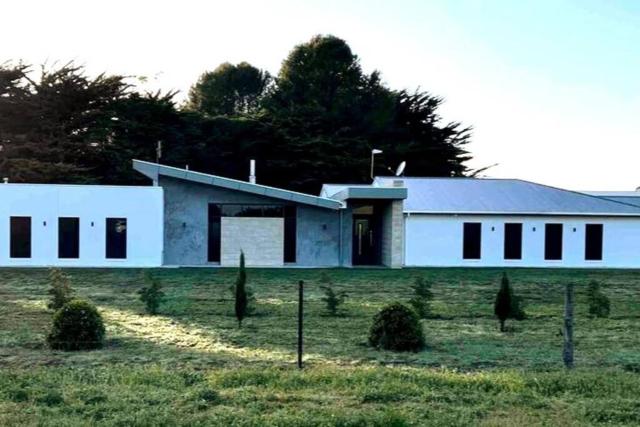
[133,160,343,210]
[375,176,640,213]
[405,210,640,217]
[0,183,157,190]
[584,191,640,197]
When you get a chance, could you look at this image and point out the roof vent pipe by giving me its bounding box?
[249,159,256,184]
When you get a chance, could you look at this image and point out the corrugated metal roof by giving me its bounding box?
[374,177,640,216]
[583,191,640,208]
[133,160,343,210]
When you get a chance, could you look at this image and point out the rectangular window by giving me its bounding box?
[58,217,80,259]
[585,224,603,261]
[10,216,31,258]
[106,218,127,259]
[545,223,563,260]
[463,222,481,259]
[208,205,221,263]
[284,206,297,263]
[504,223,523,260]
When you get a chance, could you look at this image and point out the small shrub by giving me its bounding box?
[319,272,347,316]
[494,272,525,332]
[190,386,221,410]
[7,387,29,403]
[181,371,205,386]
[369,303,425,352]
[47,299,105,351]
[47,268,74,311]
[408,276,433,318]
[36,390,64,406]
[138,271,165,315]
[586,280,610,318]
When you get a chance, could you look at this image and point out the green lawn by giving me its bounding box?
[1,267,639,426]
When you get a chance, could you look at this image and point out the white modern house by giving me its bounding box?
[0,184,163,267]
[373,177,640,268]
[2,159,640,269]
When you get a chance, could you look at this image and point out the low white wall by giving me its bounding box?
[405,214,640,268]
[220,217,284,267]
[0,184,163,267]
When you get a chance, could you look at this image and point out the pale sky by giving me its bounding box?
[3,0,639,190]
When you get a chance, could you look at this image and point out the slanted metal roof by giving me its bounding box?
[583,191,640,208]
[133,160,343,210]
[373,177,640,216]
[320,183,407,201]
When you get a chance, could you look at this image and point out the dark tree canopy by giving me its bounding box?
[0,63,128,183]
[187,62,270,116]
[1,34,474,193]
[260,35,471,192]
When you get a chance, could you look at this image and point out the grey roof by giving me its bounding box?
[133,160,343,210]
[583,192,640,207]
[320,184,407,201]
[374,177,640,216]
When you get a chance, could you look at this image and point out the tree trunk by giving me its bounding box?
[499,319,505,332]
[563,283,574,369]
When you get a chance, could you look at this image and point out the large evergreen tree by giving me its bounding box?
[261,34,472,193]
[0,63,128,183]
[1,35,475,190]
[187,62,270,116]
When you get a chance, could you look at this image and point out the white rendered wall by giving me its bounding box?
[0,184,163,267]
[405,214,640,268]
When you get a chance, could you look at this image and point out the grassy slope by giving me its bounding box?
[1,267,639,426]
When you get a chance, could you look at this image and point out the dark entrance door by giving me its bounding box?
[352,216,379,265]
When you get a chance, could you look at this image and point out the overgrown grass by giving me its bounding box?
[1,267,639,425]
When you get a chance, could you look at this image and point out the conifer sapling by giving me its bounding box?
[494,272,512,332]
[408,276,434,319]
[47,268,74,311]
[138,271,165,315]
[319,272,346,316]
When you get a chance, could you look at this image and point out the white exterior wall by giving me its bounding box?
[0,184,163,267]
[405,214,640,268]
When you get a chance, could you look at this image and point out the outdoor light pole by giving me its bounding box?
[370,149,383,180]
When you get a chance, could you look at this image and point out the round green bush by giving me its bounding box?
[368,303,425,352]
[47,299,105,351]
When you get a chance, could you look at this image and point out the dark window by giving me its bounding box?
[10,216,31,258]
[545,223,563,260]
[504,223,523,260]
[463,222,481,259]
[106,218,127,259]
[585,224,603,261]
[208,205,221,263]
[58,217,80,259]
[219,204,284,217]
[284,206,297,263]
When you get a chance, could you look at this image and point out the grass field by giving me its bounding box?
[1,267,639,426]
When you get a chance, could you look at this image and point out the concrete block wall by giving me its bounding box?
[221,217,284,267]
[381,200,404,268]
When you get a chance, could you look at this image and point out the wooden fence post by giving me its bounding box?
[297,280,304,369]
[563,283,574,369]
